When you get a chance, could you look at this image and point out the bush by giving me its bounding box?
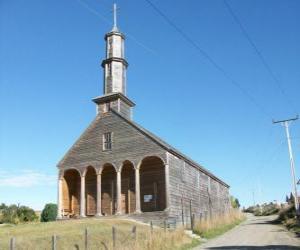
[40,203,57,222]
[0,204,38,224]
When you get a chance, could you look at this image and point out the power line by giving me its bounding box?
[144,0,272,120]
[223,0,298,115]
[76,0,157,56]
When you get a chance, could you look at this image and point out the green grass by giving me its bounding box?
[179,238,201,250]
[0,218,193,250]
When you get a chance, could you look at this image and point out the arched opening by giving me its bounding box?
[101,163,117,215]
[63,169,81,217]
[121,161,135,214]
[139,156,166,212]
[85,166,97,216]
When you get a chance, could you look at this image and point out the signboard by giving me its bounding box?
[144,195,153,202]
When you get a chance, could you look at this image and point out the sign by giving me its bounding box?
[144,195,153,202]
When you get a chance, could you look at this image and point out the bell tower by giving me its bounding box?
[93,3,135,120]
[102,4,127,94]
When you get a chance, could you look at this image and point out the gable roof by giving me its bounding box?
[111,109,229,188]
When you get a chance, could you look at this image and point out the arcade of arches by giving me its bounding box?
[58,156,168,218]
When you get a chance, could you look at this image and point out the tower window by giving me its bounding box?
[103,132,112,151]
[103,102,111,113]
[107,64,112,76]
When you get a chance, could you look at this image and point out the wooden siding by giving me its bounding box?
[58,112,166,171]
[168,153,230,223]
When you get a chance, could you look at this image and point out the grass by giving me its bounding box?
[193,209,245,239]
[0,218,195,250]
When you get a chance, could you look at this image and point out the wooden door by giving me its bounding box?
[121,178,129,214]
[102,180,116,215]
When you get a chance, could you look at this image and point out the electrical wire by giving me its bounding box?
[223,0,298,115]
[144,0,273,120]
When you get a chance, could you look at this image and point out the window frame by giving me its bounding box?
[103,132,113,151]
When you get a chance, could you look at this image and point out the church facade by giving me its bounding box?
[56,12,230,222]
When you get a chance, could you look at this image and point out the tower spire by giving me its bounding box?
[93,3,135,120]
[112,3,118,32]
[113,3,117,29]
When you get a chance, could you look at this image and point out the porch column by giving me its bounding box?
[116,170,122,214]
[96,173,102,216]
[165,163,170,209]
[57,175,63,219]
[80,174,86,217]
[135,167,141,213]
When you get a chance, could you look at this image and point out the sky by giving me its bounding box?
[0,0,299,210]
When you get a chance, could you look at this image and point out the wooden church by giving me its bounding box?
[57,5,230,222]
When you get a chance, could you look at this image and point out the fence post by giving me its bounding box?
[150,221,153,234]
[189,199,193,230]
[164,220,167,232]
[192,214,195,232]
[132,225,137,241]
[112,226,116,249]
[52,235,57,250]
[181,197,184,226]
[85,227,88,250]
[10,237,15,250]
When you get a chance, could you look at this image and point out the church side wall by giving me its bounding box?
[168,153,230,224]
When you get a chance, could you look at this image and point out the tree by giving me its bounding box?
[40,203,57,222]
[1,204,37,224]
[235,198,241,208]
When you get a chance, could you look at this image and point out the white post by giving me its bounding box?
[164,164,170,210]
[284,121,299,213]
[116,170,122,214]
[80,175,86,217]
[135,168,141,213]
[96,173,102,216]
[57,176,63,219]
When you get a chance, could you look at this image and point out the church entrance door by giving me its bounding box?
[140,156,166,212]
[121,178,129,214]
[101,164,117,215]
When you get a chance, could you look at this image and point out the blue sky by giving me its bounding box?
[0,0,299,210]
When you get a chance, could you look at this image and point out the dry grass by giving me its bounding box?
[0,218,194,250]
[193,209,245,239]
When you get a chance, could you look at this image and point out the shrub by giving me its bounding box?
[1,204,38,224]
[41,203,57,222]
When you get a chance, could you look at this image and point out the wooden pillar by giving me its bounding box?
[57,175,63,219]
[96,173,102,216]
[116,170,122,214]
[135,168,141,213]
[164,163,170,210]
[80,175,86,217]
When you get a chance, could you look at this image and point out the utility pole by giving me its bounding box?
[273,116,299,215]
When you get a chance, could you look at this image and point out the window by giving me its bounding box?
[107,64,112,77]
[103,132,112,151]
[103,102,110,113]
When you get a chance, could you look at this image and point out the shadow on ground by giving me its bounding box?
[205,246,300,250]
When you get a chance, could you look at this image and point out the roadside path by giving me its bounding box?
[194,214,300,249]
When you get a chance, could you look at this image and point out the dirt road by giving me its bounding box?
[195,214,300,250]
